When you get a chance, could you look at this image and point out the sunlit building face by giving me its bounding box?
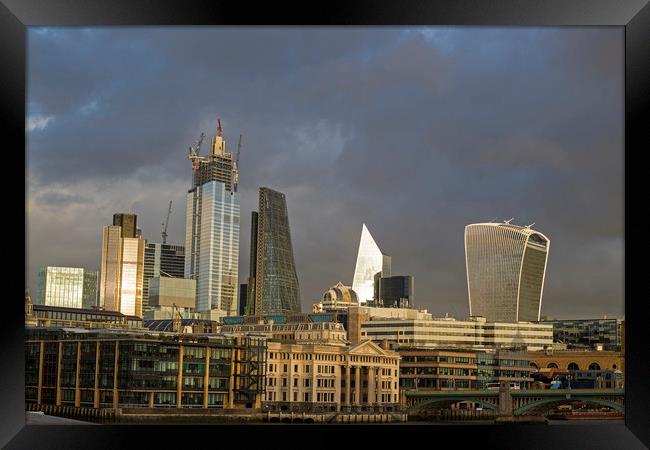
[352,224,391,304]
[464,222,550,323]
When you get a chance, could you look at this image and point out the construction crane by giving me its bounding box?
[161,200,172,244]
[172,303,183,333]
[233,134,242,192]
[188,132,206,173]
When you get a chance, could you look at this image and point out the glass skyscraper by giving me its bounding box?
[464,221,550,323]
[184,123,240,316]
[99,213,146,317]
[249,187,301,315]
[37,267,97,309]
[374,275,414,308]
[352,224,391,304]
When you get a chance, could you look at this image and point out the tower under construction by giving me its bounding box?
[184,119,240,317]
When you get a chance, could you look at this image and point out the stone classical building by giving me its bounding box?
[264,339,400,413]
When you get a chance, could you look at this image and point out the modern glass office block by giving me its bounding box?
[253,187,301,315]
[37,267,85,308]
[143,243,185,308]
[464,222,550,323]
[352,224,391,304]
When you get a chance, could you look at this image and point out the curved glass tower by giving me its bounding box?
[464,222,550,323]
[352,224,391,304]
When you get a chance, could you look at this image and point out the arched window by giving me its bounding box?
[547,363,558,369]
[568,362,580,371]
[589,362,601,371]
[530,362,539,371]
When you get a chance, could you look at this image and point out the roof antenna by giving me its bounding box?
[526,222,535,228]
[504,217,514,224]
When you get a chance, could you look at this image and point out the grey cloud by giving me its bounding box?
[27,27,623,318]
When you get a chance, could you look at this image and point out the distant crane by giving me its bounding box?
[233,133,242,192]
[172,303,183,333]
[161,200,172,244]
[188,132,206,173]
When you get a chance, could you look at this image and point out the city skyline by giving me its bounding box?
[26,27,623,319]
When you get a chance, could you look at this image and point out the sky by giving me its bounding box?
[26,27,624,319]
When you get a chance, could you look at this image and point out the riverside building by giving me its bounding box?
[264,339,400,413]
[24,327,266,410]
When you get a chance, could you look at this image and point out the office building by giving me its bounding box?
[28,304,144,330]
[143,243,185,309]
[352,224,391,304]
[37,267,98,310]
[185,121,240,317]
[464,221,550,322]
[249,187,301,315]
[374,275,414,308]
[537,318,622,351]
[245,211,258,315]
[25,327,266,410]
[352,308,553,350]
[220,321,348,345]
[398,347,534,390]
[99,213,146,318]
[264,340,400,413]
[147,277,196,308]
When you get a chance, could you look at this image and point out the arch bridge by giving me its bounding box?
[406,389,624,416]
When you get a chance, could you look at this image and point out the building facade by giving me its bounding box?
[313,282,359,313]
[147,277,196,309]
[398,347,534,391]
[99,213,146,318]
[143,243,185,309]
[264,340,400,413]
[465,222,550,323]
[537,318,622,351]
[25,328,266,410]
[30,304,144,330]
[374,275,414,308]
[356,314,553,350]
[37,267,98,310]
[250,187,301,315]
[352,224,391,304]
[185,123,240,317]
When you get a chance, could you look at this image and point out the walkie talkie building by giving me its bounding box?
[464,222,550,323]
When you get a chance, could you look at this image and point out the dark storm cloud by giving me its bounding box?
[27,27,623,319]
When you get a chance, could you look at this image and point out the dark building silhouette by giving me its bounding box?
[239,283,248,316]
[374,275,414,308]
[250,187,301,315]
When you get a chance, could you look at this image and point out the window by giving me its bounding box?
[293,378,298,387]
[283,364,288,373]
[293,392,298,402]
[294,364,298,372]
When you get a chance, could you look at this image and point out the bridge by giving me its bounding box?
[405,389,624,416]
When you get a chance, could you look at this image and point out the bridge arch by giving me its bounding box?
[409,397,498,414]
[514,397,624,415]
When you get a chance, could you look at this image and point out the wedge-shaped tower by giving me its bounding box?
[464,221,550,323]
[352,224,391,304]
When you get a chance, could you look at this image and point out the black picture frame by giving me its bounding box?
[3,0,648,448]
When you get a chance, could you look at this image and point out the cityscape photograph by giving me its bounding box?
[24,26,624,425]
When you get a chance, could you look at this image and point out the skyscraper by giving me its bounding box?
[184,120,240,316]
[249,187,301,315]
[464,221,550,323]
[99,213,146,317]
[143,242,185,309]
[352,224,391,304]
[37,266,98,309]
